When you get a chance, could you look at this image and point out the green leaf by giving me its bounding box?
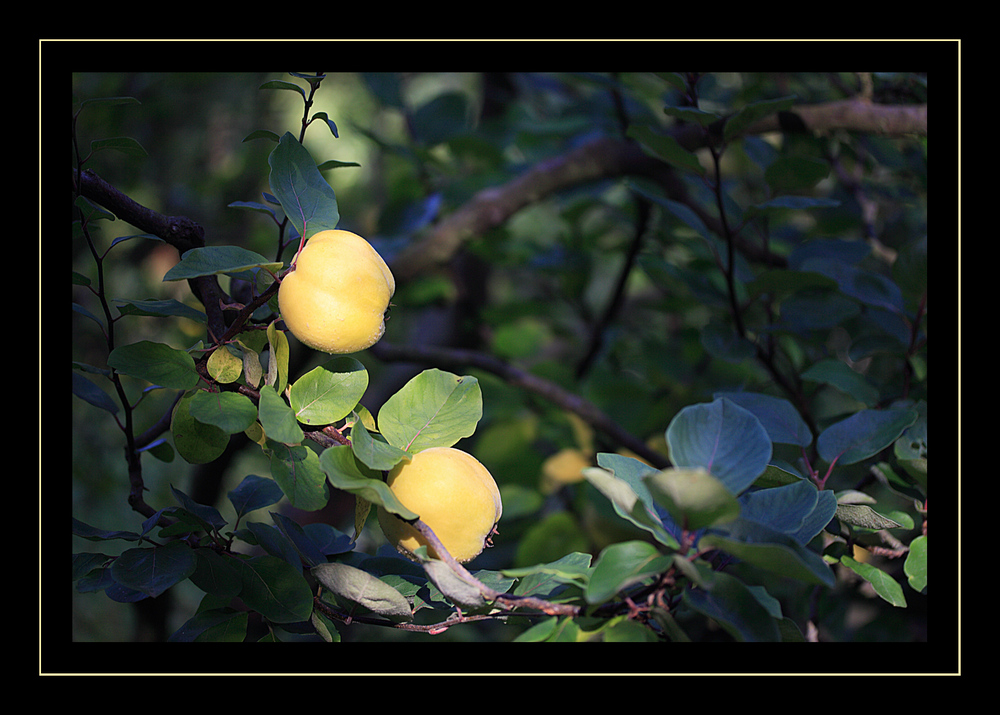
[905,535,927,593]
[421,559,490,612]
[662,104,719,126]
[265,441,330,512]
[585,540,672,605]
[162,245,283,282]
[683,569,782,642]
[817,408,919,466]
[750,466,802,490]
[310,110,340,138]
[763,155,829,193]
[834,503,903,530]
[312,562,413,623]
[715,392,813,448]
[350,418,411,472]
[169,608,248,642]
[110,542,198,598]
[170,485,228,532]
[700,520,836,587]
[738,479,836,544]
[583,458,679,550]
[188,391,258,434]
[666,397,772,495]
[266,322,290,395]
[227,474,285,521]
[257,385,303,445]
[72,371,119,415]
[206,345,243,384]
[258,79,306,98]
[270,511,328,568]
[723,95,796,142]
[503,552,594,588]
[288,358,368,425]
[241,130,281,143]
[72,517,140,542]
[800,257,905,314]
[189,551,242,600]
[91,136,147,157]
[236,554,315,623]
[627,124,704,174]
[113,298,207,323]
[841,556,907,607]
[645,468,741,531]
[377,369,483,453]
[268,131,340,241]
[171,391,230,464]
[107,340,201,390]
[318,444,417,520]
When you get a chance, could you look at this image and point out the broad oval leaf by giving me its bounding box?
[714,391,813,448]
[171,391,230,464]
[683,569,781,642]
[377,369,483,453]
[266,441,330,512]
[257,385,303,445]
[110,542,198,598]
[108,340,200,390]
[227,474,285,520]
[268,132,340,241]
[666,397,772,495]
[817,408,919,466]
[700,520,835,587]
[72,371,119,415]
[645,468,740,531]
[841,556,907,607]
[318,444,417,520]
[585,540,672,605]
[188,390,258,434]
[312,562,413,623]
[289,357,368,425]
[162,245,282,282]
[237,554,315,623]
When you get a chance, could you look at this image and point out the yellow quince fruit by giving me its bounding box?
[378,447,502,563]
[278,229,395,354]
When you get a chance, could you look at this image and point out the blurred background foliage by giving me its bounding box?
[71,71,928,642]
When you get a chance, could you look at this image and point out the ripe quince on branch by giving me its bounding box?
[278,229,395,354]
[378,447,503,563]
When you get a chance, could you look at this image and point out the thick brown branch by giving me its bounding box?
[746,98,927,138]
[389,99,925,282]
[75,167,232,341]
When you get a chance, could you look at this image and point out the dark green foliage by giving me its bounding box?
[70,70,935,656]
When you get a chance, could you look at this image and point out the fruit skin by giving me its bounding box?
[278,230,395,354]
[378,447,502,563]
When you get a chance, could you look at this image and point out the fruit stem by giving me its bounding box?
[411,519,579,617]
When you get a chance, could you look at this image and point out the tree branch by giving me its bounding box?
[74,167,232,342]
[388,98,926,282]
[747,98,927,138]
[370,340,670,469]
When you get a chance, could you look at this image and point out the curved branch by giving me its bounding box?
[388,98,925,282]
[75,167,232,342]
[746,98,927,138]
